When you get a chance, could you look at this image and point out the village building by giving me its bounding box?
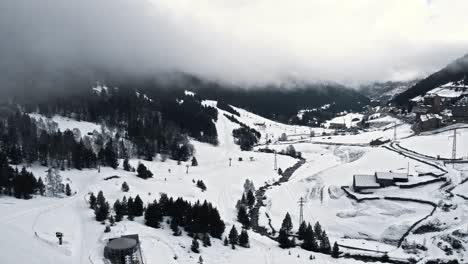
[352,174,380,192]
[452,97,468,122]
[353,171,409,192]
[415,114,442,132]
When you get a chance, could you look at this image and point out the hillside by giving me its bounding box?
[358,80,420,103]
[393,53,468,105]
[111,74,370,124]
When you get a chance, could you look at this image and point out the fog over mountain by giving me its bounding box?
[1,0,468,96]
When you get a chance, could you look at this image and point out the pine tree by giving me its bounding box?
[171,218,181,236]
[145,200,162,228]
[95,191,109,221]
[196,180,207,191]
[239,229,250,248]
[314,222,323,241]
[123,158,131,171]
[247,190,255,207]
[202,233,211,247]
[127,197,135,220]
[228,225,239,249]
[298,221,307,240]
[191,237,200,253]
[223,237,229,246]
[191,156,198,166]
[278,228,292,248]
[320,231,331,254]
[331,242,339,258]
[89,192,97,209]
[36,177,45,195]
[281,212,293,234]
[237,206,250,229]
[301,223,318,252]
[137,163,153,179]
[121,181,129,192]
[65,183,71,196]
[133,195,144,216]
[113,199,123,222]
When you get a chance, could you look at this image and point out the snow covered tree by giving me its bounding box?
[247,190,255,207]
[298,221,307,240]
[237,206,250,229]
[243,179,255,194]
[89,192,97,209]
[202,233,211,247]
[239,229,250,248]
[281,212,293,234]
[228,225,239,249]
[45,168,63,197]
[331,242,339,258]
[191,237,200,253]
[121,181,129,192]
[65,183,71,196]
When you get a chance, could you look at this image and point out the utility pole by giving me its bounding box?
[274,150,278,170]
[449,129,459,164]
[298,197,305,226]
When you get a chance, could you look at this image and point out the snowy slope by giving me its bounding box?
[4,102,468,263]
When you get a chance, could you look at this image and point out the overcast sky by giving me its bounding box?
[1,0,468,92]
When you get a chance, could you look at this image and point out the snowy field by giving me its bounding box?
[3,103,468,263]
[400,126,468,159]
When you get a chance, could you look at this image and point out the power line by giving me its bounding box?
[298,197,305,226]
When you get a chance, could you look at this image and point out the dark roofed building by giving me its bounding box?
[353,174,380,192]
[375,172,396,187]
[104,234,142,264]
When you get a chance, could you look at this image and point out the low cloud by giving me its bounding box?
[1,0,468,96]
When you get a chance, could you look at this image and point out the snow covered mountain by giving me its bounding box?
[1,88,468,264]
[393,53,468,105]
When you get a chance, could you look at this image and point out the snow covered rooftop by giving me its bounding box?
[375,172,408,181]
[420,114,442,122]
[353,174,379,187]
